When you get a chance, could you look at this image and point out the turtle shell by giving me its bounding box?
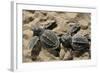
[71,34,89,51]
[40,30,60,50]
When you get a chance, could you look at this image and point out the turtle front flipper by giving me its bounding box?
[29,36,41,61]
[29,36,39,49]
[31,40,41,61]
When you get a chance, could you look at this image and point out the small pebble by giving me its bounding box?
[78,19,89,29]
[65,13,78,19]
[23,29,33,40]
[59,48,65,59]
[23,24,32,30]
[38,49,60,61]
[23,39,30,49]
[63,50,73,60]
[23,10,34,24]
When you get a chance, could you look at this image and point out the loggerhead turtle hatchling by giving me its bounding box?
[29,24,60,60]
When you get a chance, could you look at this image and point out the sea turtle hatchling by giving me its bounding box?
[29,26,60,60]
[60,22,80,49]
[30,27,60,50]
[60,22,90,53]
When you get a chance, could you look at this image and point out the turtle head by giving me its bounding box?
[32,27,44,36]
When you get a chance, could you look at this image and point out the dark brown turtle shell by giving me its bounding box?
[71,34,89,51]
[40,30,60,50]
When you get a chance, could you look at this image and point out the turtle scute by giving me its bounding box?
[40,30,60,50]
[71,34,89,52]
